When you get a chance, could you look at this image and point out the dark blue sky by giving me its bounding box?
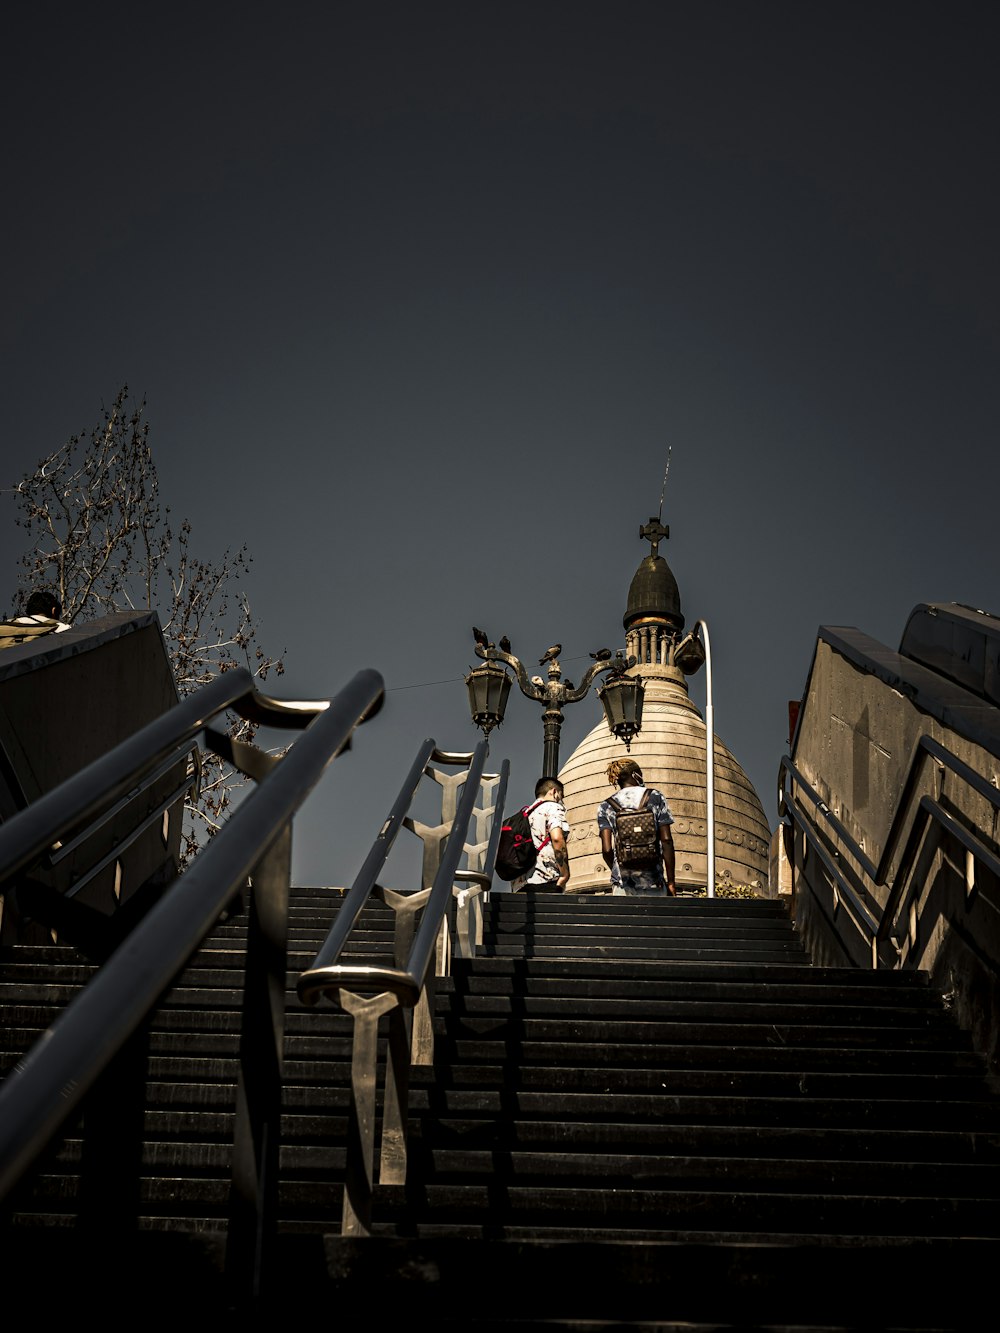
[3,3,998,885]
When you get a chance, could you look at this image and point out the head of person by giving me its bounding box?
[607,758,643,789]
[25,590,62,620]
[535,775,563,803]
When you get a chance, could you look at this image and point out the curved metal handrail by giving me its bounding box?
[302,738,439,978]
[297,740,489,1007]
[0,666,385,1201]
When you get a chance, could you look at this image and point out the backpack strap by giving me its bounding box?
[523,799,551,853]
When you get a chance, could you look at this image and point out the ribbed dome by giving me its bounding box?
[624,554,683,631]
[558,665,771,892]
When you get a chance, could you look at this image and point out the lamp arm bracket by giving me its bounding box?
[477,644,544,702]
[564,660,612,703]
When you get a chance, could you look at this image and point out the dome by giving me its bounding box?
[558,665,771,892]
[624,554,683,631]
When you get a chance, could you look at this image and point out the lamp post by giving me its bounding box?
[465,637,644,776]
[671,619,715,899]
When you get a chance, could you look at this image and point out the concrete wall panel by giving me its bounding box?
[0,613,183,942]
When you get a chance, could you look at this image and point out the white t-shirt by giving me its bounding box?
[512,798,570,889]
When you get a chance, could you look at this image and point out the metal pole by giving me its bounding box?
[694,620,716,899]
[542,706,563,777]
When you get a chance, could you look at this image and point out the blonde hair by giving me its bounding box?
[607,758,643,787]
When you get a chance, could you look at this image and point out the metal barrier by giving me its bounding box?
[0,665,384,1296]
[297,741,508,1236]
[778,735,1000,968]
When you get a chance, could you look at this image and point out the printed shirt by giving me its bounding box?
[596,785,674,893]
[512,798,571,890]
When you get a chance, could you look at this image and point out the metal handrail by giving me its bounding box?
[45,743,195,868]
[303,738,439,976]
[779,734,1000,963]
[777,783,885,965]
[779,738,1000,885]
[298,740,489,1005]
[0,666,385,1203]
[293,739,499,1237]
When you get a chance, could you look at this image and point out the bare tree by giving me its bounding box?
[6,386,285,862]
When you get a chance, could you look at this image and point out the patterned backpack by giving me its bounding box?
[610,790,660,869]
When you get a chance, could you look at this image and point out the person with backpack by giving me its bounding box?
[500,776,572,893]
[597,758,677,897]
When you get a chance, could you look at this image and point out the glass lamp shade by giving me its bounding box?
[466,661,512,737]
[597,673,645,751]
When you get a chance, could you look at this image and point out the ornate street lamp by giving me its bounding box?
[596,670,644,751]
[464,659,512,738]
[466,632,645,776]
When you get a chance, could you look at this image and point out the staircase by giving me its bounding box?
[0,886,391,1241]
[3,890,1000,1326]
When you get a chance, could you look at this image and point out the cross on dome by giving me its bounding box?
[639,517,669,558]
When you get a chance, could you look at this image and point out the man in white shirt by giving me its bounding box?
[512,776,571,893]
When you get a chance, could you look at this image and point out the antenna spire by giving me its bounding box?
[639,448,672,556]
[657,446,672,522]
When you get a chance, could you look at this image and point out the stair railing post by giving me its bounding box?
[376,885,429,1183]
[338,989,398,1236]
[453,886,478,960]
[378,1001,413,1187]
[76,1019,152,1235]
[403,759,464,1067]
[225,822,291,1300]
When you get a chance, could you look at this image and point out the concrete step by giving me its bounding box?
[442,967,956,1006]
[375,1178,1000,1238]
[430,1037,985,1073]
[410,1061,998,1101]
[403,1086,1000,1130]
[407,1145,1000,1196]
[409,1117,1000,1162]
[452,955,936,988]
[486,897,791,917]
[480,938,816,959]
